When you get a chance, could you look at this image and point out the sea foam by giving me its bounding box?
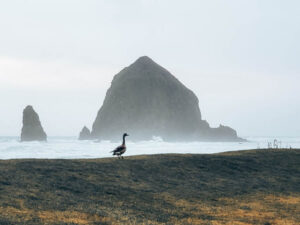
[0,136,299,159]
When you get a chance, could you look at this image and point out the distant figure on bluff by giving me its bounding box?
[111,133,129,159]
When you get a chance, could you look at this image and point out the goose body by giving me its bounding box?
[111,133,129,159]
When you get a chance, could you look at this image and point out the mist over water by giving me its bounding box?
[0,136,299,159]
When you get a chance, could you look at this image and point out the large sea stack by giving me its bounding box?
[91,56,244,142]
[21,105,47,142]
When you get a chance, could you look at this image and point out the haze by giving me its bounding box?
[0,0,299,137]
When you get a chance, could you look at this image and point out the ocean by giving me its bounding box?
[0,136,299,159]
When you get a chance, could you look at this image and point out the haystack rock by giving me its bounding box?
[91,56,245,142]
[78,126,91,140]
[21,105,47,142]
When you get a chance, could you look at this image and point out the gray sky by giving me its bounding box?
[0,0,299,137]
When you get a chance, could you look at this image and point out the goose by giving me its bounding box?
[111,133,129,159]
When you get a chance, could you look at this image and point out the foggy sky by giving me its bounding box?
[0,0,299,137]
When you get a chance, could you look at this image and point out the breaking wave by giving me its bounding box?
[0,136,299,159]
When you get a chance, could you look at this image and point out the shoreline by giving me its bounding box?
[0,148,297,161]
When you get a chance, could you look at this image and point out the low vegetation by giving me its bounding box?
[0,149,299,224]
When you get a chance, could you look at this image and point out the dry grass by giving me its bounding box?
[160,193,300,225]
[0,149,299,224]
[0,206,113,224]
[0,193,298,224]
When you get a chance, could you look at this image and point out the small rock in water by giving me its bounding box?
[78,126,92,140]
[21,105,47,142]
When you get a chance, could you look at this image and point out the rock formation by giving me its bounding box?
[208,125,240,141]
[78,126,91,140]
[91,56,245,142]
[21,105,47,142]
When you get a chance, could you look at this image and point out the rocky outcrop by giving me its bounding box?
[91,56,245,142]
[21,105,47,142]
[78,126,91,140]
[208,125,244,141]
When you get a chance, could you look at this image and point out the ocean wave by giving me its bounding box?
[0,136,299,159]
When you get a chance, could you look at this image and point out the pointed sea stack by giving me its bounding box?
[21,105,47,142]
[78,126,91,140]
[91,56,245,142]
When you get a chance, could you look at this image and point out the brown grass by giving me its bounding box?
[162,193,300,225]
[1,193,298,224]
[0,149,299,224]
[0,206,113,224]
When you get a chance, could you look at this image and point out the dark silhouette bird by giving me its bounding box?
[111,133,129,159]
